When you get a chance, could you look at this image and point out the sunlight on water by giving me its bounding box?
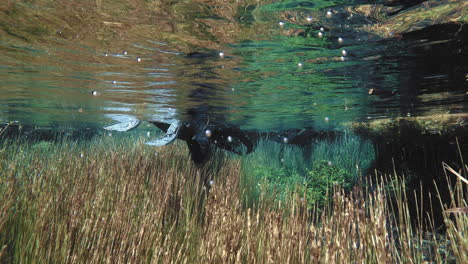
[0,0,466,131]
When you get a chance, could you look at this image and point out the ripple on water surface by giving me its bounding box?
[0,0,466,131]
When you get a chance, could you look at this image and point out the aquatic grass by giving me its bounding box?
[0,136,206,263]
[240,132,374,207]
[310,132,375,179]
[239,139,307,207]
[437,163,468,264]
[0,135,466,263]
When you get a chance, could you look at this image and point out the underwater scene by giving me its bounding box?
[0,0,467,262]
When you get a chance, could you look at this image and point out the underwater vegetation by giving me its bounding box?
[0,0,466,263]
[0,135,466,263]
[241,133,374,208]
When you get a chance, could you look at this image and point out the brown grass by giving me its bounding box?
[0,136,466,263]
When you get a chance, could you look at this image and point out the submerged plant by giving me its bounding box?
[299,160,352,208]
[240,132,373,207]
[310,132,375,180]
[0,135,466,263]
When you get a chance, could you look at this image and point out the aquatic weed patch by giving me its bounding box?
[240,133,374,208]
[0,136,466,263]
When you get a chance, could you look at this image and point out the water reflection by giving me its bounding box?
[0,0,465,132]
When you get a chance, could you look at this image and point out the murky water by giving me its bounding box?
[0,0,466,131]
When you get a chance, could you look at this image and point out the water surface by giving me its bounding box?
[0,0,466,132]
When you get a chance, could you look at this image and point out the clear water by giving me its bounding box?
[0,0,466,132]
